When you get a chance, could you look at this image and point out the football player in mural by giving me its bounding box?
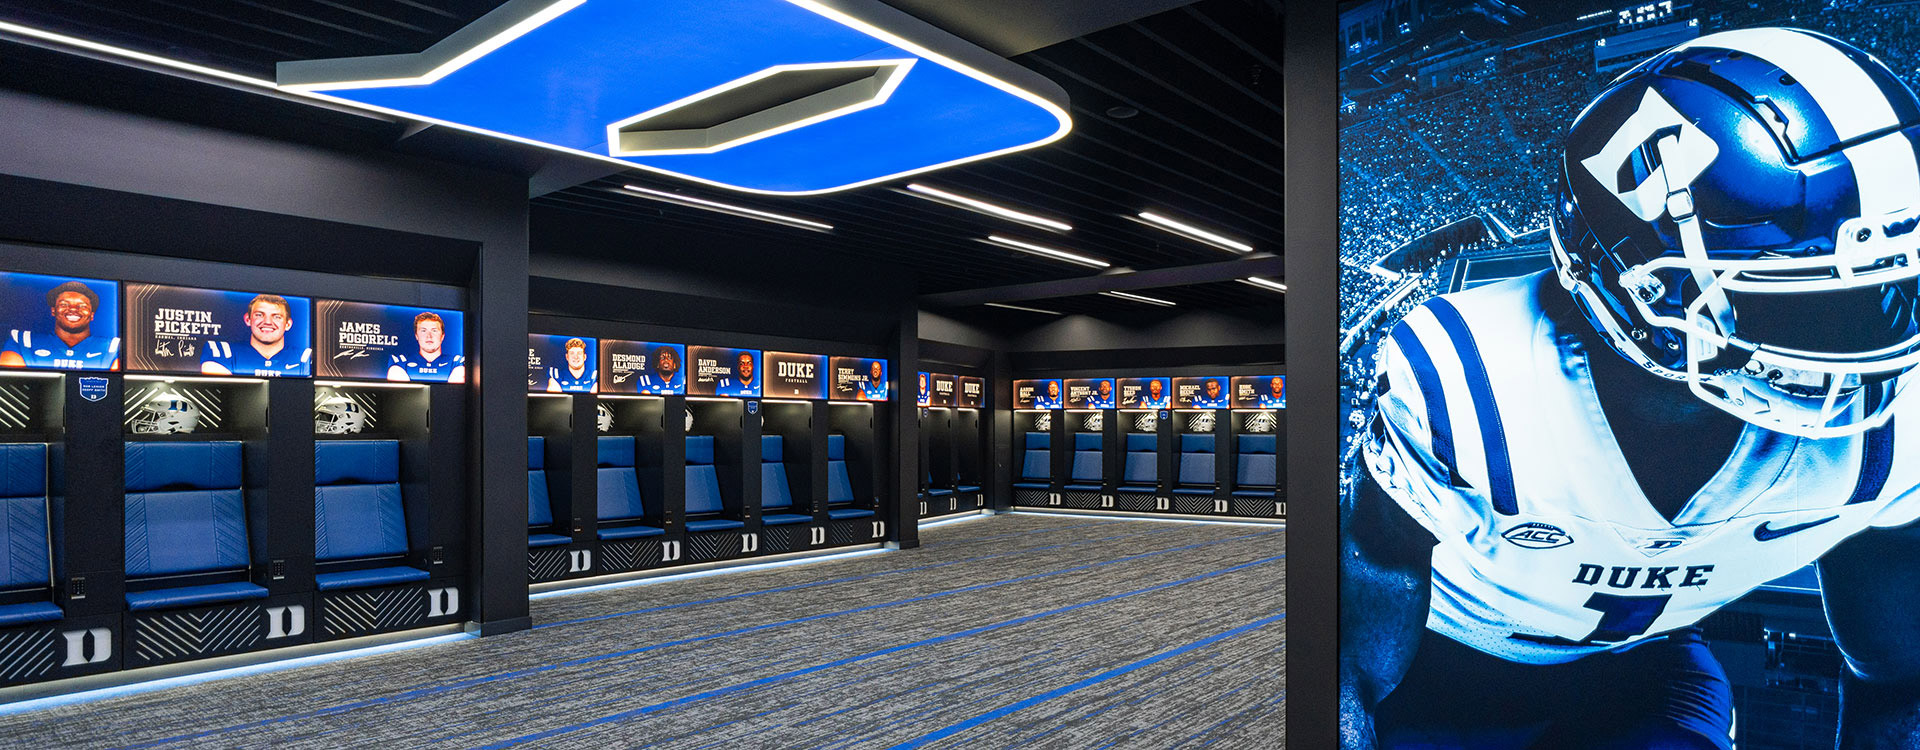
[1,280,119,370]
[1343,29,1920,749]
[546,337,595,393]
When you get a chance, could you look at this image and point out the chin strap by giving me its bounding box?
[1656,133,1737,354]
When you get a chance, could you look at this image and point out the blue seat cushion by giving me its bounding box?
[1065,484,1103,492]
[1233,489,1277,498]
[316,565,429,591]
[598,524,665,540]
[529,532,571,547]
[315,483,409,562]
[1074,432,1102,451]
[686,435,716,464]
[0,601,60,628]
[528,471,554,527]
[828,461,855,504]
[762,513,812,526]
[1173,487,1216,496]
[1181,434,1215,453]
[314,440,399,485]
[126,489,248,577]
[925,487,953,497]
[956,485,981,493]
[1118,485,1158,494]
[1238,433,1277,454]
[686,518,744,532]
[0,443,46,498]
[598,436,636,468]
[597,467,647,521]
[1012,482,1050,490]
[1071,451,1103,483]
[1024,431,1050,450]
[125,441,241,492]
[827,507,874,520]
[686,465,725,515]
[1123,452,1158,484]
[827,434,846,460]
[1178,453,1215,485]
[126,581,268,611]
[762,462,794,510]
[1125,433,1157,453]
[1238,454,1279,488]
[0,495,49,589]
[761,435,784,461]
[527,436,544,469]
[1021,450,1050,481]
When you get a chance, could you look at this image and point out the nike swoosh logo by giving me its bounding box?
[1754,516,1839,541]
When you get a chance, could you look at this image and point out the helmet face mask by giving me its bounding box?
[1553,28,1920,438]
[132,394,201,435]
[314,396,367,435]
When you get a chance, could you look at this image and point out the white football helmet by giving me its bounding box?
[596,403,615,433]
[314,396,368,435]
[685,408,695,432]
[132,394,201,434]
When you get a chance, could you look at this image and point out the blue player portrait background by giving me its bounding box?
[1338,1,1920,747]
[687,345,759,398]
[530,333,596,393]
[314,300,465,382]
[831,356,888,402]
[125,283,312,377]
[0,270,120,371]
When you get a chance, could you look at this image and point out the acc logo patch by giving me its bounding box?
[77,377,108,402]
[1503,522,1573,550]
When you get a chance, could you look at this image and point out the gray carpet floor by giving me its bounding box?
[0,512,1286,748]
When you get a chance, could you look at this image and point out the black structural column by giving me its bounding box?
[1285,0,1339,746]
[889,299,921,548]
[468,203,532,635]
[989,348,1014,512]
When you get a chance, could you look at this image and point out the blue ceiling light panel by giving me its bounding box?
[276,0,1072,195]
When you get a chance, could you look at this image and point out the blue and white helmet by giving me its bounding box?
[1552,28,1920,438]
[132,393,201,434]
[597,403,615,433]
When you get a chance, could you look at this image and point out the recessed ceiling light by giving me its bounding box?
[984,235,1110,269]
[1239,277,1287,293]
[1105,105,1140,119]
[983,302,1062,315]
[902,184,1072,231]
[1100,290,1176,307]
[621,185,833,232]
[1137,211,1254,253]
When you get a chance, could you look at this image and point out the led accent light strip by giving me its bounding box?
[985,236,1110,269]
[983,302,1063,316]
[903,184,1072,231]
[1239,277,1287,293]
[622,185,833,232]
[1100,290,1177,307]
[605,59,917,157]
[316,380,427,390]
[1138,211,1254,253]
[125,375,267,385]
[279,0,589,91]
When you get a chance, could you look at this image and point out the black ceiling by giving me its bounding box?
[0,0,1285,315]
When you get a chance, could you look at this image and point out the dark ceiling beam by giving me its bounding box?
[918,252,1281,307]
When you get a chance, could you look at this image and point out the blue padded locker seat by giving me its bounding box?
[1233,434,1280,497]
[527,437,569,548]
[1174,433,1218,496]
[125,441,266,610]
[314,440,428,592]
[685,436,743,532]
[826,434,874,520]
[1013,431,1052,490]
[1120,434,1158,493]
[0,444,59,627]
[760,436,811,526]
[1065,433,1104,491]
[924,467,952,497]
[597,435,664,540]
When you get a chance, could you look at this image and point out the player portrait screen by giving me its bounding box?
[764,351,827,399]
[1118,377,1170,409]
[314,300,465,383]
[831,357,888,401]
[600,339,685,395]
[0,271,120,371]
[126,284,312,378]
[530,334,596,393]
[687,346,760,397]
[1336,2,1920,747]
[1231,375,1284,409]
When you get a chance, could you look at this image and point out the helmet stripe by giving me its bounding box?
[1680,28,1898,139]
[1843,134,1920,217]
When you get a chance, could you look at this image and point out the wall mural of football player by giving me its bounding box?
[714,350,757,396]
[386,311,465,383]
[635,344,683,393]
[1147,377,1167,406]
[1194,377,1228,409]
[1,280,119,370]
[547,337,595,393]
[1095,379,1115,408]
[1340,22,1920,750]
[1259,376,1284,408]
[862,360,888,400]
[201,294,309,377]
[1034,379,1063,409]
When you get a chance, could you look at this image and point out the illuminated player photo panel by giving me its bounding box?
[530,334,596,393]
[1336,4,1920,748]
[764,351,828,399]
[688,346,760,397]
[1172,376,1229,409]
[831,357,889,401]
[601,340,686,395]
[1118,377,1171,409]
[315,301,465,383]
[1013,379,1062,409]
[1065,378,1116,409]
[0,271,120,371]
[126,284,312,377]
[958,376,985,408]
[1232,375,1284,409]
[916,371,932,407]
[928,373,957,406]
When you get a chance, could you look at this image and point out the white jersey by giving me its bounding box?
[1363,272,1920,664]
